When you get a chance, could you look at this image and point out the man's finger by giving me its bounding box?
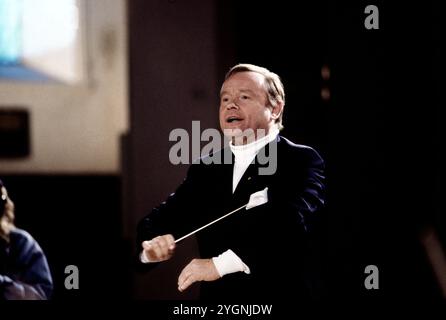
[166,235,176,251]
[142,240,152,250]
[154,236,171,257]
[150,239,164,259]
[178,274,195,292]
[157,239,168,255]
[178,264,191,286]
[151,238,161,251]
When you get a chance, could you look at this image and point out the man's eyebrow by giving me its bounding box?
[220,88,255,96]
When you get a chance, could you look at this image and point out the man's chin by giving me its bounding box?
[222,127,258,145]
[222,127,245,137]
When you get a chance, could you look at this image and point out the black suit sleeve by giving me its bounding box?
[136,163,201,257]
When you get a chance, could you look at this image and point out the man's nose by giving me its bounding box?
[226,100,238,110]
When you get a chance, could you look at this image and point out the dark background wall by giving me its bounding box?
[125,0,220,300]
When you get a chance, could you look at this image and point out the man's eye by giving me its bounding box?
[241,95,249,100]
[221,97,229,102]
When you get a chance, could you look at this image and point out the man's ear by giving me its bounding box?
[270,101,284,120]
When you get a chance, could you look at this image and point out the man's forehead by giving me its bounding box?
[221,72,266,92]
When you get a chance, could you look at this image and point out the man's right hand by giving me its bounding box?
[141,234,176,262]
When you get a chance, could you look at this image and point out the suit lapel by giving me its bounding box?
[232,162,257,197]
[214,151,236,208]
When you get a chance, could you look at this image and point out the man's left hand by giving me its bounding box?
[178,259,220,292]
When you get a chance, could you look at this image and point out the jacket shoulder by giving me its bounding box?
[278,135,324,165]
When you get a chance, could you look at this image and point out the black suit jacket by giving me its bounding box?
[137,135,325,301]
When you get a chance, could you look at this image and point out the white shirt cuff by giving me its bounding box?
[212,249,251,277]
[140,250,151,263]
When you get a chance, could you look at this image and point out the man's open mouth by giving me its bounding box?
[226,116,243,123]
